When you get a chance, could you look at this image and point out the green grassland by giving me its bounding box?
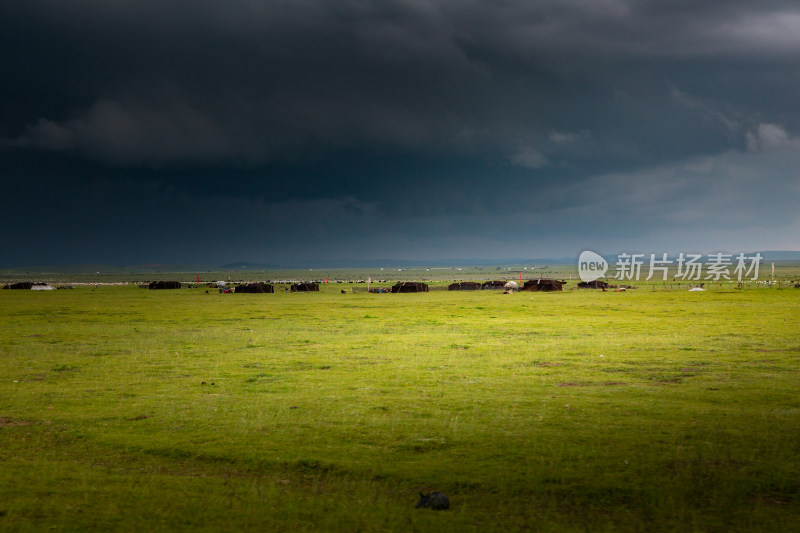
[1,283,799,531]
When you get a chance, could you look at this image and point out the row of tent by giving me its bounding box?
[460,279,611,290]
[448,279,571,291]
[148,281,426,293]
[147,281,317,292]
[145,279,590,293]
[5,279,608,293]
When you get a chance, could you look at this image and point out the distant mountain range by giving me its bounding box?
[217,262,284,271]
[2,251,799,273]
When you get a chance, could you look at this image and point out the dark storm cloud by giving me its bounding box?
[4,0,484,163]
[4,0,799,165]
[1,1,799,265]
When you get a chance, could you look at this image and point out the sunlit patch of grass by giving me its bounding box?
[0,285,798,531]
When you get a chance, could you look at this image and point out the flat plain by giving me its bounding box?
[1,282,799,531]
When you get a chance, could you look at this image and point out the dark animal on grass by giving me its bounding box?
[415,492,450,510]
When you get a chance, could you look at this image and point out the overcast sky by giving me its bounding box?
[1,0,799,267]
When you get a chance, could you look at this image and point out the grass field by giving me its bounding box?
[1,283,799,531]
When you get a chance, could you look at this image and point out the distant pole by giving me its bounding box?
[196,273,199,283]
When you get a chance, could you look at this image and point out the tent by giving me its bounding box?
[577,280,608,289]
[4,282,34,289]
[148,281,182,289]
[235,282,274,293]
[391,281,429,293]
[522,279,564,292]
[448,281,481,291]
[291,282,319,292]
[481,280,507,290]
[30,283,55,290]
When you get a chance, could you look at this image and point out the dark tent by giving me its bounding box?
[481,280,507,290]
[391,281,429,293]
[291,282,319,292]
[448,282,481,291]
[577,280,608,289]
[149,281,182,289]
[235,282,275,293]
[522,279,564,292]
[4,282,34,290]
